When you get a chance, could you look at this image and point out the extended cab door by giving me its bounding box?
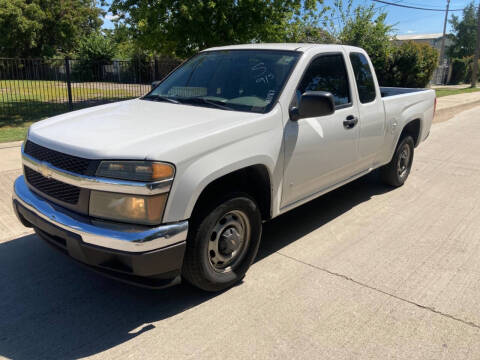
[346,50,386,169]
[281,51,361,208]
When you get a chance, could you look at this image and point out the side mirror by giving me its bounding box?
[289,91,335,121]
[151,81,161,90]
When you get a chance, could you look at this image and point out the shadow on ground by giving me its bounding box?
[0,171,392,359]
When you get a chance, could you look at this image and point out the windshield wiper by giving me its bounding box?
[177,97,233,110]
[143,94,180,104]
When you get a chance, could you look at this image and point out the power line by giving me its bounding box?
[374,0,405,11]
[328,0,405,22]
[372,0,463,11]
[395,1,449,10]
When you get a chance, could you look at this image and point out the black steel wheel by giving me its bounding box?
[381,135,415,187]
[182,194,262,292]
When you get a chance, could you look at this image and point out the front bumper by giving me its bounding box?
[12,176,188,288]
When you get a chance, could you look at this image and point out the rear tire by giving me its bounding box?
[182,194,262,292]
[381,135,415,187]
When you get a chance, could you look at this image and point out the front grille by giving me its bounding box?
[24,167,80,204]
[24,140,92,175]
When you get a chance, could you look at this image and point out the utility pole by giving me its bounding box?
[439,0,450,69]
[436,0,451,84]
[471,2,480,88]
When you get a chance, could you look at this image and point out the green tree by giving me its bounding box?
[0,0,44,57]
[447,2,478,59]
[104,23,139,59]
[285,23,336,43]
[334,1,394,83]
[109,0,325,58]
[285,5,335,44]
[0,0,103,58]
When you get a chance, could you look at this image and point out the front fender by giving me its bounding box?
[162,115,284,223]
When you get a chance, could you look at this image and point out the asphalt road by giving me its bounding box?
[1,106,480,359]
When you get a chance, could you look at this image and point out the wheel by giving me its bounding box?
[182,194,262,292]
[381,135,415,187]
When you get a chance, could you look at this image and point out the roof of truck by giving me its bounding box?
[203,43,350,52]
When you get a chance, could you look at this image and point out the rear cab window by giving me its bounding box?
[349,53,377,103]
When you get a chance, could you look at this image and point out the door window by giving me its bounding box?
[349,53,376,103]
[295,54,351,108]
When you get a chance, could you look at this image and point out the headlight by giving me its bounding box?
[92,161,174,224]
[96,161,174,182]
[89,191,167,225]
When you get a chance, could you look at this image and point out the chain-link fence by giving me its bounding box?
[0,57,182,124]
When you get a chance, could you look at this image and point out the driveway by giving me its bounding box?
[1,106,480,359]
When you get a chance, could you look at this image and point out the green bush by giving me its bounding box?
[71,33,115,81]
[464,56,480,83]
[449,58,468,84]
[381,41,438,88]
[448,57,480,84]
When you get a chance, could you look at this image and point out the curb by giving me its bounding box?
[434,99,480,124]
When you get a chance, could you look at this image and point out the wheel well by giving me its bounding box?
[191,165,272,222]
[400,119,421,147]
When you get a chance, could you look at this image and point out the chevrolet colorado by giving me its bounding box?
[12,44,435,291]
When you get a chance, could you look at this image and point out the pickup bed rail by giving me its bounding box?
[380,86,429,98]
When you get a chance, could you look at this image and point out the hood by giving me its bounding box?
[29,99,269,161]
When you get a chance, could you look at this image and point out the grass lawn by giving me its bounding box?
[0,80,149,143]
[435,86,480,97]
[0,122,33,143]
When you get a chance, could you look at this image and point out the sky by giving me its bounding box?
[101,0,476,36]
[332,0,475,35]
[102,11,117,30]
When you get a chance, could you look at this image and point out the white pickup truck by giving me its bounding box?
[13,43,435,291]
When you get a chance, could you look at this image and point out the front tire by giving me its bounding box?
[381,135,415,187]
[182,194,262,292]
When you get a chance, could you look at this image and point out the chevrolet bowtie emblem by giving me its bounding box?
[39,162,52,179]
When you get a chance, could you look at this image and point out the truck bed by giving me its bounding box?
[379,86,436,158]
[380,87,429,98]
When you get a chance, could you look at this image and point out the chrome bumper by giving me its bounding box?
[13,176,188,253]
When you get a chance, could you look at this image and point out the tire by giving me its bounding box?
[182,194,262,292]
[381,135,415,187]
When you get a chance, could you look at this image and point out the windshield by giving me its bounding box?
[144,50,301,113]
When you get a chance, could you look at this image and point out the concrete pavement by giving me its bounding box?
[1,106,480,359]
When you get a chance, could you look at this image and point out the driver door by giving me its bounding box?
[281,52,361,208]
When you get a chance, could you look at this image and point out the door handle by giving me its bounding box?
[343,115,358,129]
